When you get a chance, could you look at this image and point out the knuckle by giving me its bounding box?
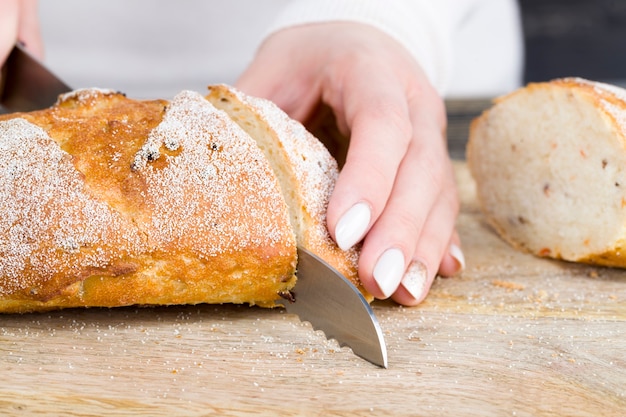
[419,156,447,192]
[363,99,413,147]
[409,84,446,128]
[393,206,425,244]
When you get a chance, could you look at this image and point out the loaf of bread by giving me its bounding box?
[0,85,360,313]
[467,77,626,267]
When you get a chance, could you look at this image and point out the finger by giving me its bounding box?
[17,0,43,60]
[325,71,413,251]
[389,230,464,307]
[0,0,19,65]
[355,111,450,300]
[392,165,461,306]
[438,230,465,277]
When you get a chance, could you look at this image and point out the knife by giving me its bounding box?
[0,43,71,112]
[282,248,387,368]
[0,44,389,368]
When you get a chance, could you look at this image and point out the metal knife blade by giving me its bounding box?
[0,45,389,367]
[1,44,71,112]
[280,247,388,368]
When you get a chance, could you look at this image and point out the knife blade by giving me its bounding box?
[1,44,71,112]
[0,44,389,367]
[280,247,388,368]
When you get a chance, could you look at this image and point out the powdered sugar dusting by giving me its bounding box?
[199,85,366,295]
[135,90,292,257]
[239,90,337,240]
[0,118,145,295]
[599,99,626,138]
[247,93,355,261]
[572,77,626,103]
[565,78,626,138]
[56,88,120,105]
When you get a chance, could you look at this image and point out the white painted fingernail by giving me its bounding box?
[449,243,465,271]
[373,248,405,298]
[335,202,371,250]
[401,260,428,301]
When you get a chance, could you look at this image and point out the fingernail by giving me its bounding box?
[401,260,428,300]
[373,248,405,298]
[335,202,371,250]
[449,243,465,272]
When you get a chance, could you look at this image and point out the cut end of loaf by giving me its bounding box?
[205,85,365,296]
[467,78,626,267]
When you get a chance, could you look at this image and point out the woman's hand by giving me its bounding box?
[237,22,464,306]
[0,0,43,65]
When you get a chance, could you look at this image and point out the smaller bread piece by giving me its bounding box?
[206,85,364,295]
[467,77,626,267]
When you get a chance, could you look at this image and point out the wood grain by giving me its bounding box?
[0,162,624,417]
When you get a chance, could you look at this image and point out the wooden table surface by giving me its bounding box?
[0,159,624,416]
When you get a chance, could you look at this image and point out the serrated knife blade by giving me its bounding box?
[280,247,388,368]
[0,44,388,367]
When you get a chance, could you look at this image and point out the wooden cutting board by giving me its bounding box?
[0,162,624,417]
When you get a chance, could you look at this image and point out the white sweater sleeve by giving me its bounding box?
[265,0,523,97]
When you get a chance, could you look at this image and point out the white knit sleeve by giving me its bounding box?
[264,0,455,94]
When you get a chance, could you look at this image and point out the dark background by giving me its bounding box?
[520,0,626,85]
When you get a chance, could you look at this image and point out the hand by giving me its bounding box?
[237,22,464,306]
[0,0,43,66]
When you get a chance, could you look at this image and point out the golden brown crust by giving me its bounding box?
[0,88,297,313]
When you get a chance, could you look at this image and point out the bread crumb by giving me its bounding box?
[528,289,549,304]
[491,280,525,291]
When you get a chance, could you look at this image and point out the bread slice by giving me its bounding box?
[467,77,626,267]
[205,85,362,293]
[0,88,299,312]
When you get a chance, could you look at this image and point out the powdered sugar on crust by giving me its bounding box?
[0,118,144,295]
[217,86,360,274]
[134,90,292,257]
[56,88,120,105]
[570,77,626,103]
[247,94,338,232]
[564,78,626,139]
[599,99,626,138]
